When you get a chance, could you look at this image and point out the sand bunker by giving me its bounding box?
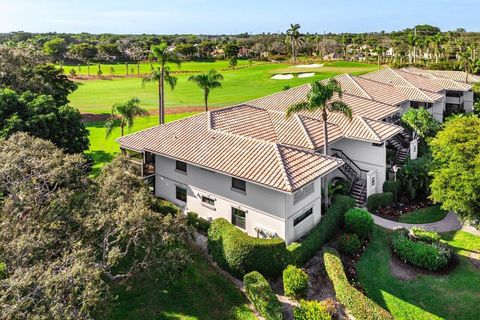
[294,64,324,68]
[297,72,315,78]
[271,74,294,80]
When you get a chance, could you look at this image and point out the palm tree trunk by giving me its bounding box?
[159,67,165,125]
[204,93,208,112]
[121,124,124,137]
[291,41,295,63]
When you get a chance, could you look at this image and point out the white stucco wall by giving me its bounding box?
[431,98,444,122]
[330,138,387,194]
[153,154,324,244]
[463,91,474,113]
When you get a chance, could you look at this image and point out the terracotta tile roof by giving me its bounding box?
[360,68,444,102]
[415,69,480,84]
[401,67,473,91]
[117,113,343,193]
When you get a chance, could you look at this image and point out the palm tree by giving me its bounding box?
[105,97,148,137]
[286,79,352,207]
[286,24,304,63]
[458,45,477,83]
[188,69,224,112]
[430,33,444,64]
[143,42,181,125]
[406,32,418,63]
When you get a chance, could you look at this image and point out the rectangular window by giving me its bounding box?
[176,160,187,173]
[231,207,246,229]
[201,196,215,206]
[446,90,463,98]
[232,177,246,192]
[176,186,187,202]
[293,208,313,226]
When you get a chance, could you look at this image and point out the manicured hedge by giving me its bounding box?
[288,195,356,265]
[344,208,374,239]
[367,192,394,212]
[383,180,401,198]
[293,299,332,320]
[338,233,362,255]
[390,228,452,271]
[324,248,394,320]
[186,211,211,234]
[283,265,309,299]
[208,218,290,278]
[410,227,441,243]
[244,271,283,320]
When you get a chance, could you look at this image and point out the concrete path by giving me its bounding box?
[372,212,462,232]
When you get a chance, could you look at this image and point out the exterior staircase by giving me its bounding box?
[331,148,368,206]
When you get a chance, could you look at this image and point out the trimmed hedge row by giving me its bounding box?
[186,211,211,234]
[367,192,393,212]
[410,227,441,243]
[293,299,332,320]
[324,248,394,320]
[390,228,452,271]
[288,195,356,265]
[244,271,283,320]
[283,265,308,299]
[208,218,289,278]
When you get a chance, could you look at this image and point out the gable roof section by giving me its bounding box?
[117,113,343,193]
[413,69,480,84]
[401,67,473,91]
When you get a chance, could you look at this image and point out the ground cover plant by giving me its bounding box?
[357,226,480,320]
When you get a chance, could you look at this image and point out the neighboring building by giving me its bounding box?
[116,67,476,244]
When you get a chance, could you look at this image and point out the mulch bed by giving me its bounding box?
[375,199,434,221]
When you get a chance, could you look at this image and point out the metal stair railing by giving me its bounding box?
[331,148,368,183]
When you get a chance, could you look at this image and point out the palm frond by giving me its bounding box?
[286,102,309,118]
[328,101,352,119]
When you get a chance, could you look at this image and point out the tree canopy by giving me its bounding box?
[429,117,480,225]
[401,107,441,139]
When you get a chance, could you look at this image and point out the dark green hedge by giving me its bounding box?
[323,248,394,320]
[244,271,283,320]
[287,195,356,265]
[390,228,452,271]
[367,192,393,212]
[186,211,210,234]
[383,180,401,198]
[338,233,362,255]
[345,208,374,239]
[208,218,290,278]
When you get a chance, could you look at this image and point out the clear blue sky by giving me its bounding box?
[0,0,479,34]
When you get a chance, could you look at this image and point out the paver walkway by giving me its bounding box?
[372,212,462,232]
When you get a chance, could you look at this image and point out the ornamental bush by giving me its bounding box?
[208,218,290,278]
[244,271,283,320]
[323,248,394,320]
[390,228,452,271]
[287,195,356,265]
[383,180,401,199]
[410,227,441,243]
[344,208,374,239]
[338,233,362,255]
[293,299,332,320]
[186,211,211,234]
[367,192,394,212]
[283,265,309,299]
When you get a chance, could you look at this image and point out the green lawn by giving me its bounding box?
[86,113,196,176]
[106,250,256,320]
[357,226,480,320]
[70,61,376,114]
[398,205,448,224]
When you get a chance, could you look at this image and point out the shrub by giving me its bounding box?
[293,299,332,320]
[410,227,441,243]
[338,233,362,255]
[383,180,401,199]
[367,192,394,212]
[287,195,356,265]
[344,208,374,239]
[390,228,452,271]
[244,271,283,320]
[208,218,289,278]
[323,248,394,320]
[0,261,6,279]
[186,211,210,234]
[283,265,309,299]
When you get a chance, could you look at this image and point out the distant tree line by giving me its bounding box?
[2,25,480,73]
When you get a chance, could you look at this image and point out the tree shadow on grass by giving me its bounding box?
[87,150,115,177]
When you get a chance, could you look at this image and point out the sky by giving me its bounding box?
[0,0,479,35]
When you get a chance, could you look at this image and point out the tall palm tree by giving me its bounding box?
[105,97,148,137]
[430,33,444,64]
[286,79,352,207]
[143,42,181,125]
[188,69,224,112]
[286,24,304,63]
[406,32,418,63]
[458,45,477,83]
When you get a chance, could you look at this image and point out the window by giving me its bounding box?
[176,186,187,202]
[446,90,463,98]
[293,183,315,204]
[410,101,433,109]
[232,177,246,192]
[201,196,215,206]
[293,208,313,226]
[231,207,246,229]
[176,160,187,173]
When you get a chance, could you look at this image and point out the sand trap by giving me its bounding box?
[271,74,294,80]
[297,72,315,78]
[294,64,324,68]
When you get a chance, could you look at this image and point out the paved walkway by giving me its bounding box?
[372,212,462,232]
